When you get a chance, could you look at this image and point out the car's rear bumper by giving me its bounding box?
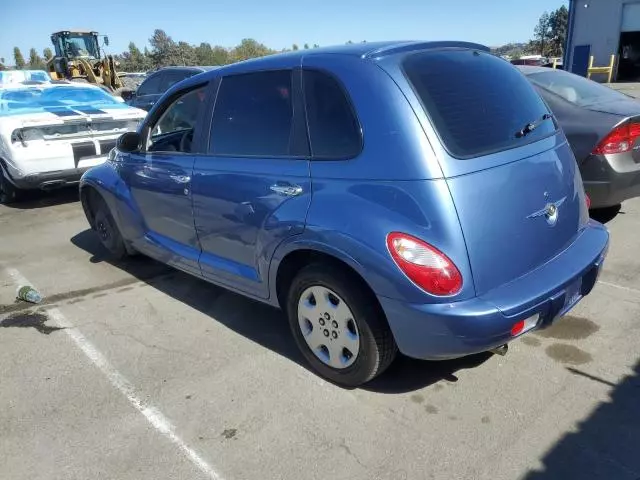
[379,221,609,360]
[582,154,640,208]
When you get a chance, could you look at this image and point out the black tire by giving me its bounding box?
[92,197,127,260]
[286,263,397,387]
[0,170,19,205]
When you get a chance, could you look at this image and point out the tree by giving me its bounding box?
[120,42,148,71]
[43,48,53,62]
[533,11,551,56]
[209,45,229,65]
[230,38,274,62]
[313,44,320,49]
[149,29,179,67]
[14,47,25,69]
[303,43,309,49]
[28,48,45,69]
[548,5,569,57]
[292,44,299,51]
[0,58,5,71]
[177,41,197,65]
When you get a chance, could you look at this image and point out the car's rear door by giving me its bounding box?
[383,49,589,297]
[191,67,311,299]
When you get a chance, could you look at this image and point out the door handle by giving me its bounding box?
[270,183,303,196]
[169,174,191,184]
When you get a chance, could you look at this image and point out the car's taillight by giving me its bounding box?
[585,193,591,210]
[386,232,462,296]
[592,122,640,155]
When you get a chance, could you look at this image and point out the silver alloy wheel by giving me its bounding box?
[297,286,360,369]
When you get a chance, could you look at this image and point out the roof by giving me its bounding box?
[148,65,219,74]
[254,40,489,61]
[196,40,489,75]
[51,30,98,35]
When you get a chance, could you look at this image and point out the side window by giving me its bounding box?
[303,70,361,159]
[210,70,293,157]
[137,74,162,96]
[147,86,207,153]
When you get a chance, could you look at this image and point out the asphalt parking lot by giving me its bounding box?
[1,190,639,480]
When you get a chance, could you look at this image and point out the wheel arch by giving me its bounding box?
[271,241,382,313]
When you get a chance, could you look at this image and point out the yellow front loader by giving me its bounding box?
[47,30,130,96]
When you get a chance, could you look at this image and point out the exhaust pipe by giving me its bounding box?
[489,344,508,356]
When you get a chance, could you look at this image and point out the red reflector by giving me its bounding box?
[386,232,462,296]
[593,123,640,155]
[585,193,591,209]
[511,320,525,336]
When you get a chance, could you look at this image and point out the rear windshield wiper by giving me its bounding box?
[515,113,553,138]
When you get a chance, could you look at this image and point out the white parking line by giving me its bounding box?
[5,267,224,480]
[597,280,640,296]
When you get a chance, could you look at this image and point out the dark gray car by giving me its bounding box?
[519,66,640,211]
[127,66,217,111]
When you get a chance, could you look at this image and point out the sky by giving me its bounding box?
[0,0,568,65]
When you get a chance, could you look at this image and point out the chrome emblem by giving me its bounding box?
[527,196,566,226]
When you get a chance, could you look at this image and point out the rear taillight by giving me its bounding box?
[592,122,640,155]
[386,232,462,296]
[585,193,591,210]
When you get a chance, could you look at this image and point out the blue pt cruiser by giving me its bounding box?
[80,41,609,387]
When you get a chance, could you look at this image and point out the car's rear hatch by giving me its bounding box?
[401,48,590,297]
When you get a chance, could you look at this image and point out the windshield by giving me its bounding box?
[0,86,119,113]
[527,70,629,107]
[63,34,99,58]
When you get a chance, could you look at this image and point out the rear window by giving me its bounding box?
[527,69,629,107]
[403,50,556,159]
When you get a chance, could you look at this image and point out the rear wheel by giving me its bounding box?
[287,264,397,387]
[0,170,19,205]
[92,196,128,260]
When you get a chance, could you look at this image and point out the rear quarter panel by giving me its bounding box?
[283,178,476,303]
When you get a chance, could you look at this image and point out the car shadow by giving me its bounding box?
[70,228,493,393]
[6,187,79,210]
[523,359,640,479]
[590,204,623,224]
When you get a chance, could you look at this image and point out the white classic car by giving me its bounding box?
[0,79,146,204]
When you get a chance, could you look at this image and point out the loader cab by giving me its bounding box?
[51,31,101,60]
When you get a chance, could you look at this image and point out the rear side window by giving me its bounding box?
[403,50,556,158]
[137,74,162,95]
[210,70,293,157]
[303,70,361,159]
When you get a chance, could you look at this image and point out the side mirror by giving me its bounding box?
[117,131,140,153]
[120,90,135,102]
[104,36,110,46]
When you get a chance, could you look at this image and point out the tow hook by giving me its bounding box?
[489,344,508,356]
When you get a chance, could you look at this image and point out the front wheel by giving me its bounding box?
[287,264,397,387]
[92,197,128,260]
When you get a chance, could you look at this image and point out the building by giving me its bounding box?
[565,0,640,81]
